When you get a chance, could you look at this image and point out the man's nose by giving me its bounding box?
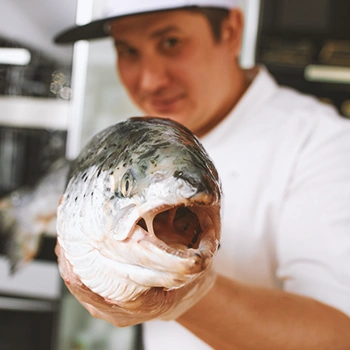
[138,58,171,92]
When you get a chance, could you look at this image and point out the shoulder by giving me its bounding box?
[261,82,350,147]
[267,84,340,123]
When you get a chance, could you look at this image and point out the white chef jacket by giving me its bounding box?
[143,66,350,349]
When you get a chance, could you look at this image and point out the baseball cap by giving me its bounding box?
[54,0,237,44]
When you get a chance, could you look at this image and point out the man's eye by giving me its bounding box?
[116,46,138,58]
[162,37,179,49]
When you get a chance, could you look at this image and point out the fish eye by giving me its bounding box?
[120,172,134,197]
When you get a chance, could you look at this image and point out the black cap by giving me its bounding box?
[55,16,123,44]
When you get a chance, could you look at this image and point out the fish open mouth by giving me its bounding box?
[135,203,220,262]
[138,206,202,248]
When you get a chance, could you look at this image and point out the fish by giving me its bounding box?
[56,116,222,305]
[0,158,71,273]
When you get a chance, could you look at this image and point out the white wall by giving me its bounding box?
[0,0,76,63]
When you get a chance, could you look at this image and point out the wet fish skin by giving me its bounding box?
[57,116,222,304]
[0,158,71,273]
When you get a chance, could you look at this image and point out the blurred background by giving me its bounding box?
[0,0,349,349]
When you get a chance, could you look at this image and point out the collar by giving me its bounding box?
[201,65,279,148]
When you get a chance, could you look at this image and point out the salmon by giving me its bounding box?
[57,117,222,303]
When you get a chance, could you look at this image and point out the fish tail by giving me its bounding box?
[0,191,41,274]
[0,196,20,273]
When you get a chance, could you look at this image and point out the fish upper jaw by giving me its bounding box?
[111,176,198,240]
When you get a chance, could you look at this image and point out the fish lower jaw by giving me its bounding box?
[59,204,220,303]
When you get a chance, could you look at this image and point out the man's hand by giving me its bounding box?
[55,241,216,327]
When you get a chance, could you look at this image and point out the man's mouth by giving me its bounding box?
[149,94,185,112]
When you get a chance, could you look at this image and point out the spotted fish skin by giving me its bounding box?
[57,117,222,304]
[71,117,220,202]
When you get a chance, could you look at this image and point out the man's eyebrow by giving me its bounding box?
[113,39,129,46]
[113,25,180,46]
[149,25,180,39]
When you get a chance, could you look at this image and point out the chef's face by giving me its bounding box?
[110,9,245,137]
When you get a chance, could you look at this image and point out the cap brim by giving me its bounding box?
[54,17,117,44]
[54,6,203,44]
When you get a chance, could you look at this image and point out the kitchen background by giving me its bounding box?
[0,0,349,349]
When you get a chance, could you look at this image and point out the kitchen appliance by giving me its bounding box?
[256,0,350,118]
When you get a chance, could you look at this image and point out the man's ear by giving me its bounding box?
[221,8,244,58]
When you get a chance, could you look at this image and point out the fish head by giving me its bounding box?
[57,117,222,303]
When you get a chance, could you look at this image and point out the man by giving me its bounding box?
[55,1,350,349]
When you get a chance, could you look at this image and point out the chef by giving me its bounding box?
[55,1,350,349]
